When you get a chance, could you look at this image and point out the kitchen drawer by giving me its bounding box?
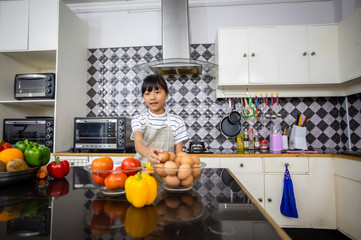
[264,157,309,173]
[220,157,263,173]
[200,157,220,168]
[334,157,361,182]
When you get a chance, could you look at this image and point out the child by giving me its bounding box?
[131,74,188,164]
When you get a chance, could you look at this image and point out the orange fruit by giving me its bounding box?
[0,148,24,164]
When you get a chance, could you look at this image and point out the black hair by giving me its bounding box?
[141,74,169,96]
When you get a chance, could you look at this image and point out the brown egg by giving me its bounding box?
[169,152,176,161]
[165,196,181,209]
[155,163,167,177]
[177,163,192,180]
[177,203,193,220]
[180,174,193,187]
[181,193,194,206]
[180,155,194,166]
[158,151,170,163]
[164,161,178,175]
[164,175,180,187]
[192,164,201,178]
[174,156,182,167]
[176,151,188,157]
[190,155,200,165]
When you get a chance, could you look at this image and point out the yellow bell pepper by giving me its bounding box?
[125,173,157,208]
[125,205,157,238]
[146,161,153,171]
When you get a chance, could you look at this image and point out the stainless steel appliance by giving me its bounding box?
[3,118,54,151]
[73,117,134,152]
[14,73,55,99]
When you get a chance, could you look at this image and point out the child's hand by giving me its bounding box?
[146,148,163,164]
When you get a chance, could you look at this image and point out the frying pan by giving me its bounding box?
[228,99,241,124]
[220,117,242,137]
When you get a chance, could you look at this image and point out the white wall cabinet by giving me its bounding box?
[278,25,339,84]
[216,27,278,86]
[0,0,88,152]
[216,24,339,87]
[338,7,361,82]
[0,0,57,51]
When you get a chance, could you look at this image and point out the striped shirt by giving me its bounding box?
[131,110,188,145]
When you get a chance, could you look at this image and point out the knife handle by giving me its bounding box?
[301,116,309,127]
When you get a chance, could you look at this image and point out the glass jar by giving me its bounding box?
[260,140,268,153]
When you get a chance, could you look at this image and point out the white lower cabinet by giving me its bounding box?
[264,174,311,228]
[334,157,361,240]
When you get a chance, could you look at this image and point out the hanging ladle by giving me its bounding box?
[276,93,282,118]
[264,94,271,119]
[270,93,277,119]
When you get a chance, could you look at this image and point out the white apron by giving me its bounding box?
[134,113,175,163]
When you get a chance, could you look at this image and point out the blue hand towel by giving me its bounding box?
[280,165,298,218]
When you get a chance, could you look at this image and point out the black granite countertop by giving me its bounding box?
[0,167,289,240]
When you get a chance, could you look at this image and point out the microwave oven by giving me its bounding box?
[14,73,55,99]
[73,117,134,151]
[3,118,54,151]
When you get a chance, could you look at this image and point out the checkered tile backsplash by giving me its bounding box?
[87,44,361,151]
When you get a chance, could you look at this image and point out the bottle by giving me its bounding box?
[254,134,260,150]
[236,132,244,151]
[243,130,249,149]
[249,128,255,149]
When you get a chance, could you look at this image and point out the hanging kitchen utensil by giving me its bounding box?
[219,99,242,137]
[270,93,277,119]
[228,98,241,124]
[255,95,258,121]
[243,97,255,118]
[264,94,271,119]
[276,93,282,118]
[220,117,242,137]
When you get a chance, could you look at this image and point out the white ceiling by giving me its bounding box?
[63,0,329,5]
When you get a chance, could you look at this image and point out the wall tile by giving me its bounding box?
[87,44,359,151]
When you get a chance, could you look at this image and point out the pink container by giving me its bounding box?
[270,134,283,151]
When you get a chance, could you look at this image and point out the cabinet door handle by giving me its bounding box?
[239,163,244,167]
[267,198,272,202]
[303,52,307,56]
[258,198,263,202]
[311,51,315,56]
[243,53,247,58]
[251,53,255,57]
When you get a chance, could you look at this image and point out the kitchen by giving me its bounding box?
[0,0,361,239]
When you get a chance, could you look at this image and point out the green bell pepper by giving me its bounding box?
[15,139,38,152]
[38,146,51,165]
[24,145,50,167]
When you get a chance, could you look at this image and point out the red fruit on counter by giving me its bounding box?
[121,158,141,176]
[47,157,70,179]
[0,140,11,152]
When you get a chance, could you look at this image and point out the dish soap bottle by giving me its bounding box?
[244,130,249,149]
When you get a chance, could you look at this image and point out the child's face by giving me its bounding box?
[143,85,168,114]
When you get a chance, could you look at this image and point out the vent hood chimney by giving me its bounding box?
[132,0,217,78]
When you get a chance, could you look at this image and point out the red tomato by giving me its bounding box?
[93,174,105,186]
[91,157,114,178]
[121,158,141,176]
[104,172,127,190]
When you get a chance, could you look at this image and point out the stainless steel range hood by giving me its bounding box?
[132,0,217,78]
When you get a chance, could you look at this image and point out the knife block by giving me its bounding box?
[288,125,307,150]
